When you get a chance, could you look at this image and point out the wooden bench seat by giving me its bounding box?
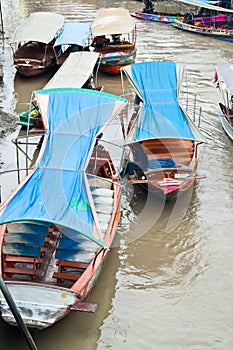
[4,255,42,265]
[3,267,36,278]
[56,260,89,270]
[144,147,194,154]
[53,271,82,281]
[146,151,193,158]
[53,260,89,281]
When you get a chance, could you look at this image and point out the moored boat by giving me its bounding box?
[18,51,101,129]
[131,11,181,23]
[215,64,233,141]
[91,8,137,75]
[131,0,184,23]
[11,12,64,77]
[173,0,233,41]
[120,61,206,200]
[0,87,128,329]
[53,21,91,66]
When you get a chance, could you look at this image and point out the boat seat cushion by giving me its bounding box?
[3,242,41,257]
[93,196,114,205]
[91,188,113,197]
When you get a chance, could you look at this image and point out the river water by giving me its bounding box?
[0,0,233,349]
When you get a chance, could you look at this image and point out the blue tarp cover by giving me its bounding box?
[131,61,195,141]
[0,88,126,246]
[54,22,91,47]
[123,61,206,143]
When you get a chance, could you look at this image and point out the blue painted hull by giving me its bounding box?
[131,11,180,23]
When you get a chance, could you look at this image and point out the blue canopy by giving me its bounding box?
[54,22,91,47]
[0,88,127,247]
[122,61,206,143]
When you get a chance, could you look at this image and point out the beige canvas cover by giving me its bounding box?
[91,8,135,37]
[44,52,100,89]
[12,12,65,44]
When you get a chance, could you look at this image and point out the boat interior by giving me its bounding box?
[93,35,135,55]
[1,149,118,288]
[141,138,198,168]
[128,139,199,184]
[14,41,55,62]
[219,102,233,127]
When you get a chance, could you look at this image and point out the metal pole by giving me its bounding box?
[0,277,38,350]
[15,139,20,184]
[193,94,196,122]
[0,0,4,43]
[198,107,202,128]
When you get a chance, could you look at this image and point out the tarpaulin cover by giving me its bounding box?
[12,12,65,44]
[217,63,233,96]
[54,22,91,47]
[175,0,233,13]
[44,52,99,89]
[122,61,206,143]
[91,8,135,36]
[0,88,127,246]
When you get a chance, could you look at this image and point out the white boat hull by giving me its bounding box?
[0,282,78,329]
[219,114,233,141]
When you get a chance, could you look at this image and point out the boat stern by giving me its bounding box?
[0,282,78,329]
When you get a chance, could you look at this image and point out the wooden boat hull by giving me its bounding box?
[97,47,136,75]
[0,256,107,329]
[0,185,121,330]
[126,138,201,201]
[13,42,57,77]
[0,282,78,329]
[130,166,196,200]
[131,11,180,23]
[0,88,126,330]
[99,58,135,75]
[173,20,233,42]
[15,61,56,77]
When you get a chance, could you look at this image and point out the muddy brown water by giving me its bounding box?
[0,1,233,349]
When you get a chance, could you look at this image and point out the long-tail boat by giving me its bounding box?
[120,61,206,200]
[91,8,137,75]
[215,64,233,141]
[0,87,127,329]
[173,0,233,42]
[11,12,64,77]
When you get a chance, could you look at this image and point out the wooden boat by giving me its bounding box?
[131,0,184,23]
[91,8,137,75]
[53,22,91,66]
[11,12,64,77]
[215,64,233,141]
[0,87,127,329]
[120,61,206,200]
[131,11,181,23]
[173,0,233,42]
[18,51,100,129]
[131,10,228,24]
[174,19,233,41]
